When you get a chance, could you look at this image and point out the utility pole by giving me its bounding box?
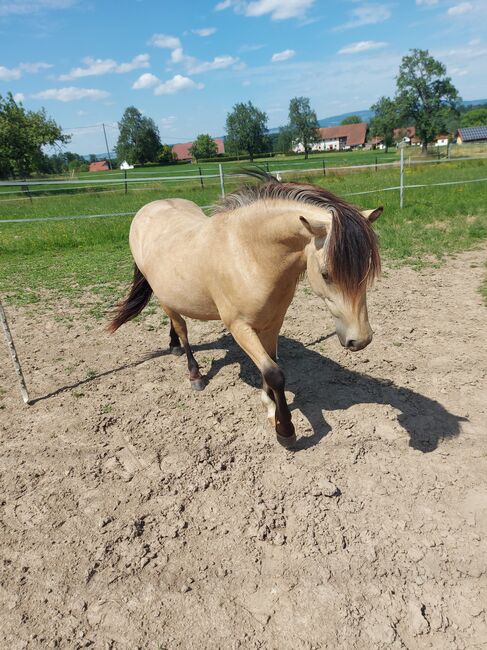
[102,123,113,170]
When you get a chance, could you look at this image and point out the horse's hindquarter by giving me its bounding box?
[129,199,220,320]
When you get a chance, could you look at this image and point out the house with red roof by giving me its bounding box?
[293,123,368,153]
[172,138,225,161]
[89,160,110,172]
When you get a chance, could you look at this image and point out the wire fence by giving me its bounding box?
[1,152,486,224]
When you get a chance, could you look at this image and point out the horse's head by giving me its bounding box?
[301,206,382,352]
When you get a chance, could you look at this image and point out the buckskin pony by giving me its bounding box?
[108,170,382,448]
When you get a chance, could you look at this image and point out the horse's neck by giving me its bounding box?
[233,201,310,275]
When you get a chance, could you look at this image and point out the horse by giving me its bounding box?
[108,170,382,448]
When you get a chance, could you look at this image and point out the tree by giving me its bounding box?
[115,106,162,165]
[0,92,69,178]
[395,49,460,152]
[288,97,319,159]
[225,101,268,161]
[369,97,399,152]
[341,115,362,125]
[276,126,293,153]
[158,144,176,165]
[189,134,218,161]
[461,106,487,127]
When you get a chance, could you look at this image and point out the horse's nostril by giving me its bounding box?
[346,339,357,349]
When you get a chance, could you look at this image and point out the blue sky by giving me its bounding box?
[1,0,486,155]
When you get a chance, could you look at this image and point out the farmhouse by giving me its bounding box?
[172,137,225,161]
[294,123,367,153]
[456,125,487,144]
[393,127,421,146]
[89,160,110,172]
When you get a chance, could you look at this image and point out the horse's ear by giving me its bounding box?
[361,207,383,223]
[299,215,329,237]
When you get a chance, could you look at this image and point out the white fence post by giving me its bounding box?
[0,301,30,404]
[400,146,405,209]
[219,163,225,197]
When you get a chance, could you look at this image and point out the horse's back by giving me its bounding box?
[130,198,206,266]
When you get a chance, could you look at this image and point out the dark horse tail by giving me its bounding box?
[107,263,153,333]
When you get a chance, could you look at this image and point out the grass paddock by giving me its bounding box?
[1,157,486,315]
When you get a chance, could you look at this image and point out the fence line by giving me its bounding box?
[2,153,487,195]
[2,176,486,224]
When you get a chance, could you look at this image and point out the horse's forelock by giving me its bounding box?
[327,204,381,299]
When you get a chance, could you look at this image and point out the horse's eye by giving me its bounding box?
[322,270,331,282]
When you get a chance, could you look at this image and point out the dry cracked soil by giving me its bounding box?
[1,247,486,649]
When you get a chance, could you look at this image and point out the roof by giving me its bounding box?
[89,161,109,171]
[316,123,367,146]
[393,126,416,139]
[172,137,225,160]
[457,126,487,142]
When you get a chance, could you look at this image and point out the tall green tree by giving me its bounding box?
[460,106,487,127]
[189,134,218,161]
[369,97,399,153]
[116,106,162,165]
[288,97,319,159]
[340,115,362,125]
[276,126,293,153]
[225,101,268,161]
[158,144,176,165]
[395,49,460,152]
[0,92,69,179]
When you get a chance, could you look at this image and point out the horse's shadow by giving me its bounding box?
[192,333,465,453]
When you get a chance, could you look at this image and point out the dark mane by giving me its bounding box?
[213,168,381,298]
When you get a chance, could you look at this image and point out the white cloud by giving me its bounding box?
[148,33,181,49]
[59,54,149,80]
[192,27,217,36]
[271,49,296,62]
[168,46,238,74]
[215,0,315,20]
[33,87,110,102]
[188,55,238,74]
[338,41,388,55]
[160,115,177,130]
[336,4,391,29]
[447,2,473,15]
[154,75,204,95]
[0,0,77,15]
[0,66,21,81]
[0,61,51,81]
[132,72,160,89]
[416,0,438,5]
[13,92,25,102]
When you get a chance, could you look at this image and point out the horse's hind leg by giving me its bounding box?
[169,322,184,356]
[165,309,205,391]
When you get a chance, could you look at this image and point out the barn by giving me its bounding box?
[456,126,487,144]
[294,123,367,153]
[89,160,110,172]
[172,138,225,161]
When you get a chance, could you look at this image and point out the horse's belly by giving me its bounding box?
[147,270,221,321]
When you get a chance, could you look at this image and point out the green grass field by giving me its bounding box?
[1,157,486,316]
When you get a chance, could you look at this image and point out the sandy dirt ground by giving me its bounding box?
[1,247,486,649]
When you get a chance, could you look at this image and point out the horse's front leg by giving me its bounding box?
[229,321,296,448]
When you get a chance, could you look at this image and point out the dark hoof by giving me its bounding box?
[170,346,185,357]
[276,432,297,449]
[190,377,206,391]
